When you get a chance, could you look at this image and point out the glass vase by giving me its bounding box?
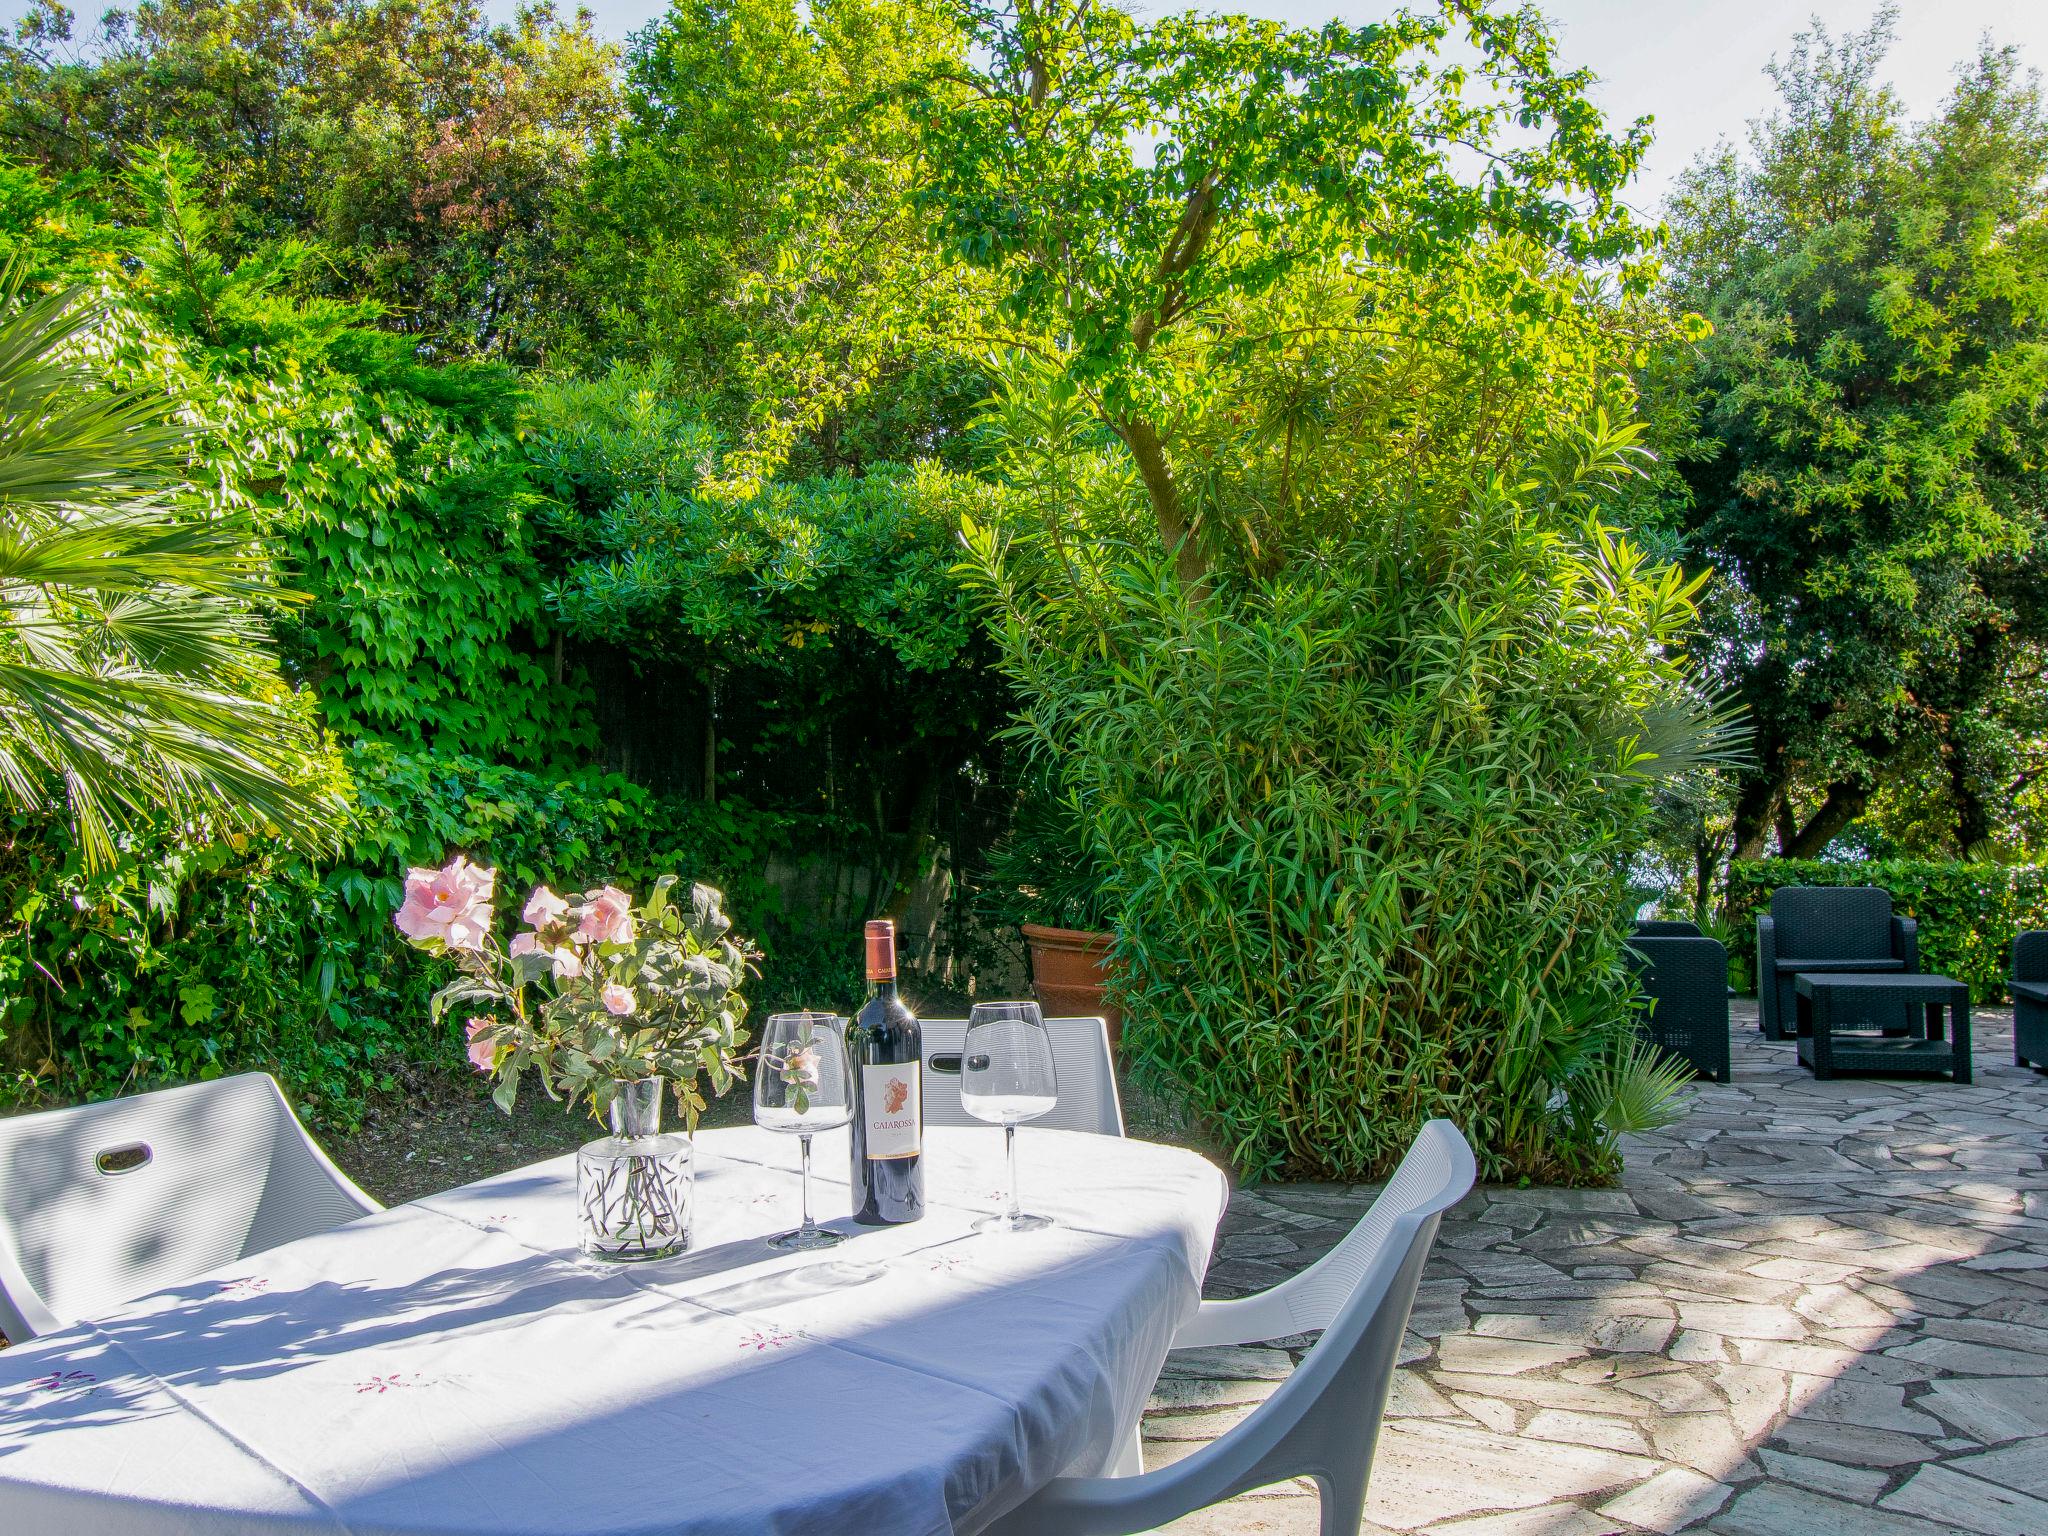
[577,1077,693,1261]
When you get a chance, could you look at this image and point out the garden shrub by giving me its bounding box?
[2,147,599,767]
[965,399,1710,1185]
[0,749,872,1125]
[1,171,1015,1129]
[1724,859,2048,1003]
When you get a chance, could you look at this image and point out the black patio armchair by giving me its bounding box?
[2013,932,2048,1072]
[1756,886,1917,1042]
[1625,920,1732,1083]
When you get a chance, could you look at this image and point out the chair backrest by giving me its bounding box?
[1633,919,1702,938]
[1622,933,1731,1081]
[2014,931,2048,984]
[920,1017,1124,1136]
[1771,885,1893,959]
[990,1121,1475,1536]
[0,1072,379,1341]
[1626,932,1728,996]
[1173,1119,1471,1348]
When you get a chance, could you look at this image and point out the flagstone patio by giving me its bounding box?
[1151,1001,2048,1536]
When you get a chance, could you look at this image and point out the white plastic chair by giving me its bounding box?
[990,1121,1475,1536]
[921,1015,1124,1136]
[0,1071,380,1341]
[1176,1120,1476,1349]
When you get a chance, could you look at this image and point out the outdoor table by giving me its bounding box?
[1794,972,1973,1083]
[0,1125,1227,1536]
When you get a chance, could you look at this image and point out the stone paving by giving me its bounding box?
[1147,1002,2048,1535]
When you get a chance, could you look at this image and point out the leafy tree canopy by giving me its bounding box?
[551,0,998,474]
[937,3,1708,1181]
[857,0,1657,584]
[1653,7,2048,861]
[0,0,620,360]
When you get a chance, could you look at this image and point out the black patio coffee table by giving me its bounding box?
[1793,972,1972,1083]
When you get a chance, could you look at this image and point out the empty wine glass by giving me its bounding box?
[961,1001,1058,1233]
[754,1012,852,1250]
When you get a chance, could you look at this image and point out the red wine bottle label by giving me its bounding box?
[861,1062,921,1160]
[865,920,896,982]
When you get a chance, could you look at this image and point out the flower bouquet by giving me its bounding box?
[394,857,759,1258]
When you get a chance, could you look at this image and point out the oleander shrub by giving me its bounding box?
[1724,860,2048,1003]
[963,361,1712,1184]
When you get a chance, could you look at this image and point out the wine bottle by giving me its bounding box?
[846,918,924,1224]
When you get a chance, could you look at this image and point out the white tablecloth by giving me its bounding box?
[0,1125,1226,1536]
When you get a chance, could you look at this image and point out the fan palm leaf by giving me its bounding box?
[0,269,331,866]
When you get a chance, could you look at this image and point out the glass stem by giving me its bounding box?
[799,1132,815,1233]
[1005,1123,1021,1225]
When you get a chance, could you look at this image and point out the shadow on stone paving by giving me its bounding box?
[1139,1003,2048,1536]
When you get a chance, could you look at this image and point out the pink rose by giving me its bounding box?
[394,857,496,952]
[464,1017,497,1073]
[574,885,636,946]
[601,984,637,1016]
[523,885,571,928]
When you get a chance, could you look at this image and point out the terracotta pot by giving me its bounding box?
[1020,923,1121,1053]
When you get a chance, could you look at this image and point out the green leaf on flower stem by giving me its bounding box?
[688,883,730,941]
[643,876,675,921]
[492,1074,518,1115]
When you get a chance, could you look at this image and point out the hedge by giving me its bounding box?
[1723,859,2048,1003]
[0,749,866,1128]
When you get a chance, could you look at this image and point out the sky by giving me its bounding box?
[473,0,2048,214]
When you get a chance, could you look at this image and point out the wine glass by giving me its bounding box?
[961,1001,1058,1233]
[754,1012,853,1250]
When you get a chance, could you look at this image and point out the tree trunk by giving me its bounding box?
[1938,622,2006,855]
[1782,781,1869,859]
[890,754,944,912]
[1729,720,1790,861]
[1944,728,1992,855]
[1730,774,1783,861]
[1773,800,1798,856]
[1691,830,1719,922]
[702,675,718,806]
[1116,417,1208,588]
